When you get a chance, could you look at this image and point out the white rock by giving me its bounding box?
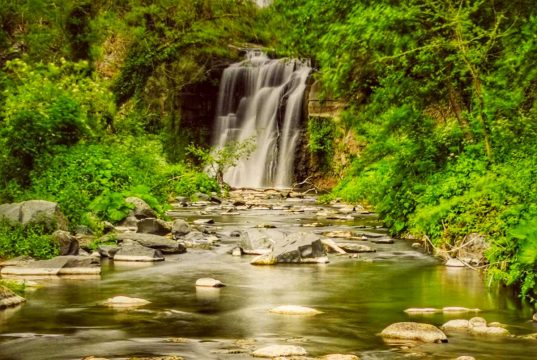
[269,305,322,316]
[195,278,225,287]
[380,322,448,343]
[252,345,307,358]
[441,319,470,331]
[404,308,440,314]
[468,317,487,328]
[104,296,150,308]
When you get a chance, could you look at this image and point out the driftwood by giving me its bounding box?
[321,239,347,255]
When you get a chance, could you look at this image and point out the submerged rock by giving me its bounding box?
[104,296,150,308]
[380,322,448,343]
[195,278,225,288]
[252,345,307,358]
[269,305,322,316]
[442,307,481,313]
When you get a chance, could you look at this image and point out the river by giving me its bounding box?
[0,190,536,359]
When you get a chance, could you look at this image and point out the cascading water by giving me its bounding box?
[212,50,311,188]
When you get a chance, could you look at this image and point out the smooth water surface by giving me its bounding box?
[1,196,536,359]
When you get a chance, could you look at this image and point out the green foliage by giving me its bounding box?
[269,0,537,298]
[187,137,255,185]
[0,219,59,260]
[174,171,220,198]
[307,117,336,170]
[0,279,26,295]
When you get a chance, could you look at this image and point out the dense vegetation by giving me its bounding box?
[1,0,536,299]
[0,0,263,257]
[267,0,537,299]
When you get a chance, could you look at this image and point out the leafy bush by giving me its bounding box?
[0,219,59,260]
[174,171,220,198]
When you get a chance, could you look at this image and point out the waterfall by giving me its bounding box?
[212,50,311,189]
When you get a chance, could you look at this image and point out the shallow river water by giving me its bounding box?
[1,192,536,359]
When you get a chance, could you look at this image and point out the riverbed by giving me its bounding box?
[1,190,536,359]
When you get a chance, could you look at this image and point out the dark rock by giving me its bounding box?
[233,200,246,206]
[210,195,222,204]
[117,233,186,254]
[52,230,79,255]
[172,219,191,238]
[97,245,120,258]
[230,230,242,237]
[114,243,164,262]
[103,221,115,234]
[0,200,68,230]
[125,197,156,219]
[137,218,171,235]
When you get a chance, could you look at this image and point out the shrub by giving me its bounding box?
[0,219,59,260]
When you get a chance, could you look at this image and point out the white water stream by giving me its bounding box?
[212,51,311,188]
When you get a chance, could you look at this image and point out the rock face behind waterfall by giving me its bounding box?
[212,50,311,188]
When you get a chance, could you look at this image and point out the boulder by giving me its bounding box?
[104,296,150,308]
[0,286,26,308]
[52,230,79,255]
[441,320,470,331]
[113,243,164,262]
[0,200,68,230]
[125,197,156,219]
[239,229,280,255]
[195,278,225,287]
[118,214,138,228]
[0,255,100,276]
[251,232,328,265]
[269,305,322,316]
[252,345,307,358]
[117,233,185,254]
[172,219,191,237]
[136,218,171,235]
[380,322,448,343]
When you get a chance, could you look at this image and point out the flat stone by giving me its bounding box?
[195,278,225,287]
[380,322,448,343]
[193,219,214,225]
[453,357,476,360]
[338,243,376,253]
[252,345,307,358]
[269,305,322,316]
[0,256,100,276]
[0,286,26,308]
[104,296,150,308]
[442,307,481,313]
[404,308,440,314]
[319,355,360,360]
[369,237,394,244]
[441,320,470,331]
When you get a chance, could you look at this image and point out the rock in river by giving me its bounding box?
[172,219,191,237]
[250,232,328,265]
[380,322,448,343]
[252,345,307,358]
[195,278,225,287]
[0,255,100,276]
[269,305,322,316]
[104,296,150,308]
[136,218,171,236]
[441,319,470,331]
[113,243,164,262]
[117,233,186,254]
[0,286,26,308]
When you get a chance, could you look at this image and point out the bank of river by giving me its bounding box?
[1,190,536,359]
